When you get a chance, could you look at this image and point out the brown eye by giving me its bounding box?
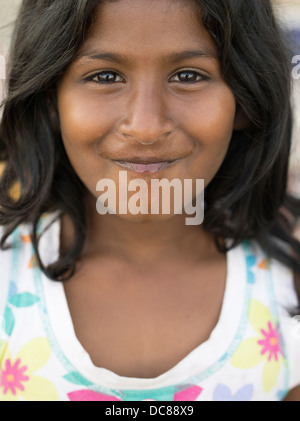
[90,71,124,84]
[170,70,204,83]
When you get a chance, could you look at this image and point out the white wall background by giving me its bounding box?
[0,0,21,105]
[0,0,21,52]
[273,0,300,195]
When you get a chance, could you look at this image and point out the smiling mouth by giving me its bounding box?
[112,159,181,174]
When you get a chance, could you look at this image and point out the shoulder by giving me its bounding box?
[241,239,298,326]
[245,240,298,314]
[266,252,300,393]
[0,211,61,254]
[294,271,300,310]
[0,212,60,313]
[241,240,300,393]
[0,220,33,290]
[0,223,23,322]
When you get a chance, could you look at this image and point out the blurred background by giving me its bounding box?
[273,0,300,198]
[0,0,299,197]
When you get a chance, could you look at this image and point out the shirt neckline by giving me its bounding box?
[38,212,247,390]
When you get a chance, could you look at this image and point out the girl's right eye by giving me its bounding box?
[87,71,125,84]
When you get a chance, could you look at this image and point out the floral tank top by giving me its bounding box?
[0,212,299,401]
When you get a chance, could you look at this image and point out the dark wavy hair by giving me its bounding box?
[0,0,300,309]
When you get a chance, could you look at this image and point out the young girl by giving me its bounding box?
[0,0,299,402]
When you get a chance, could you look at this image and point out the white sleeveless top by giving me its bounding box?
[0,212,299,401]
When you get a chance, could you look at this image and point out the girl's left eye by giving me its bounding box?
[88,71,125,84]
[169,70,206,83]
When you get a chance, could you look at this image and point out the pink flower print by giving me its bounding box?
[68,385,203,401]
[1,358,29,395]
[257,322,283,362]
[231,300,286,393]
[0,339,58,401]
[174,385,203,401]
[68,390,121,401]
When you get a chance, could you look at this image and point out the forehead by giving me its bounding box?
[78,0,217,60]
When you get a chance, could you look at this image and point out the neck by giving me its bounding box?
[61,191,218,268]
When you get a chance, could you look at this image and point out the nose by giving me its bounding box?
[118,82,175,145]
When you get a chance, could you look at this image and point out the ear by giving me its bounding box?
[233,104,251,131]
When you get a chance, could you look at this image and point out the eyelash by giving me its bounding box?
[85,69,209,85]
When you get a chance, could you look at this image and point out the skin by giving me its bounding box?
[284,385,300,401]
[55,0,300,394]
[58,0,239,223]
[58,0,241,255]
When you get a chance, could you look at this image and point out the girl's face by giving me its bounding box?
[57,0,240,222]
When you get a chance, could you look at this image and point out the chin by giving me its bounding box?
[113,212,179,224]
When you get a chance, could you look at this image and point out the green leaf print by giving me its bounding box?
[8,292,40,308]
[4,306,15,336]
[63,372,93,387]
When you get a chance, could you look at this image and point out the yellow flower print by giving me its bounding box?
[231,300,284,394]
[0,338,58,401]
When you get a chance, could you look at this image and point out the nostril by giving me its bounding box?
[118,120,175,145]
[119,129,174,145]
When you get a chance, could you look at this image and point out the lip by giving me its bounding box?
[112,158,182,174]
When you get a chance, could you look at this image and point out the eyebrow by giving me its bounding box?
[74,48,218,66]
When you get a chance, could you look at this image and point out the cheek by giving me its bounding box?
[189,86,236,145]
[179,85,236,182]
[57,84,120,194]
[57,89,115,150]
